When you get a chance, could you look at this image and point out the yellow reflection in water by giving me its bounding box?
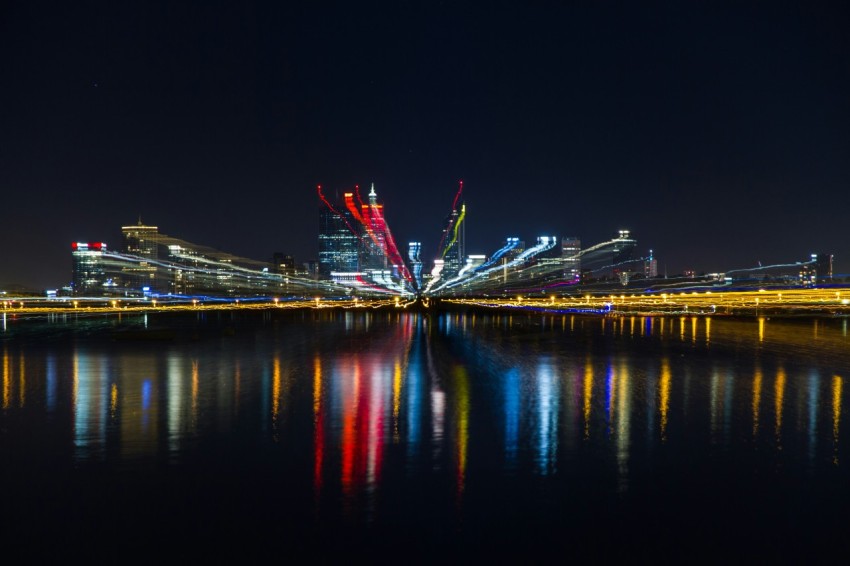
[616,360,631,492]
[833,375,842,466]
[110,382,118,419]
[758,317,765,342]
[659,357,671,442]
[18,352,25,408]
[313,355,323,495]
[753,365,762,437]
[272,356,281,435]
[705,317,711,346]
[583,358,593,440]
[691,317,697,344]
[454,366,470,496]
[2,346,10,409]
[191,360,199,423]
[775,367,786,445]
[313,356,322,416]
[393,360,402,442]
[680,317,686,341]
[659,317,665,337]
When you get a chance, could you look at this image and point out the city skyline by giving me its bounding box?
[0,180,840,294]
[2,2,849,288]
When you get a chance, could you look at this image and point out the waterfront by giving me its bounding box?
[2,310,850,561]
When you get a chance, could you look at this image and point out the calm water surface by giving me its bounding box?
[2,310,850,561]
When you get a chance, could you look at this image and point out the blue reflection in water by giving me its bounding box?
[1,312,849,561]
[535,359,558,475]
[73,350,108,459]
[809,370,820,465]
[504,368,520,470]
[46,354,57,413]
[142,379,152,430]
[406,334,424,463]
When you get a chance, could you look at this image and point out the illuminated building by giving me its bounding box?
[121,220,160,294]
[613,230,636,266]
[272,252,296,275]
[437,187,466,279]
[800,254,834,286]
[504,238,524,261]
[813,253,833,282]
[359,185,389,272]
[71,242,110,296]
[458,255,486,279]
[71,221,302,298]
[578,230,638,282]
[533,236,561,263]
[318,200,359,279]
[318,184,414,293]
[562,237,581,282]
[408,242,423,290]
[645,249,658,278]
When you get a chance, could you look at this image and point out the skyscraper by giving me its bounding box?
[318,201,359,279]
[71,242,109,295]
[359,184,389,272]
[439,203,465,279]
[562,237,581,282]
[408,241,423,290]
[813,253,833,282]
[121,220,160,294]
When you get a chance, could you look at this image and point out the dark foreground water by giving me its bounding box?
[2,309,850,562]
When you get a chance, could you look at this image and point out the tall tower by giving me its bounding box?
[644,249,658,278]
[71,242,108,296]
[562,237,581,282]
[408,241,423,290]
[318,199,359,279]
[360,183,389,272]
[440,203,466,278]
[121,220,160,294]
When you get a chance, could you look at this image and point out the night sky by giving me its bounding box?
[2,1,849,289]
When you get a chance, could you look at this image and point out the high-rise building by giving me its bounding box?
[813,253,833,282]
[318,202,359,279]
[408,242,423,290]
[439,203,466,278]
[121,220,160,294]
[612,229,637,278]
[645,249,658,278]
[272,252,295,274]
[359,184,389,272]
[577,230,638,281]
[71,242,109,296]
[562,237,581,282]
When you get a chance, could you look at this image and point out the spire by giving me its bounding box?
[369,183,377,205]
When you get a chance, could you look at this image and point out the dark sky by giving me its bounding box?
[2,0,849,289]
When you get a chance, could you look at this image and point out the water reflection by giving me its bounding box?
[1,312,849,515]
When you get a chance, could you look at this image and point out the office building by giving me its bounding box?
[71,242,110,296]
[318,200,359,279]
[562,237,581,282]
[121,220,160,294]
